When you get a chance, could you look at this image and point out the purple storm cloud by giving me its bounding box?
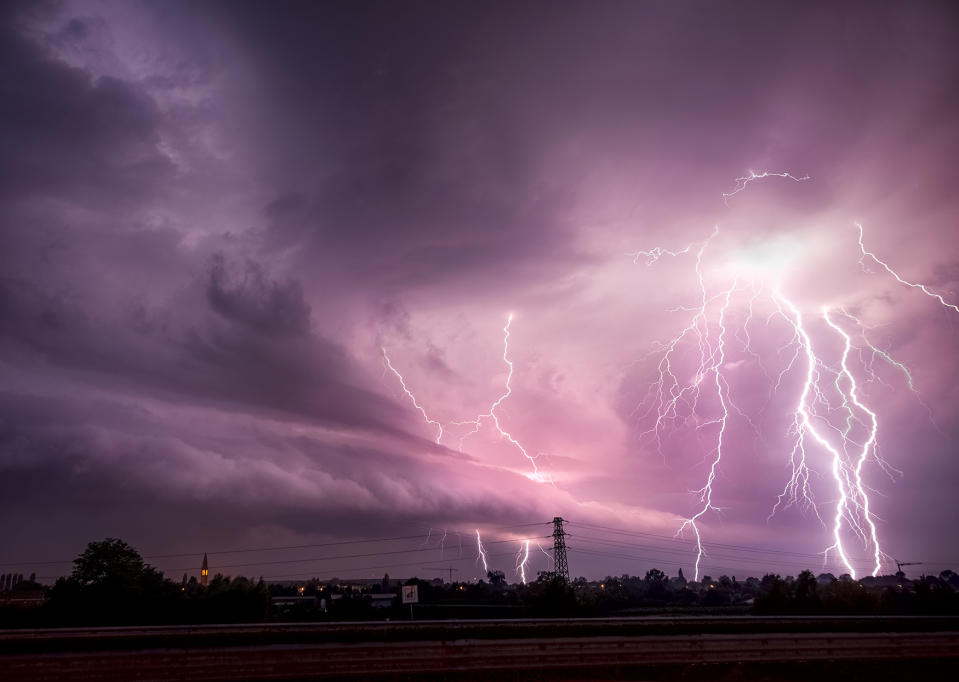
[1,1,957,583]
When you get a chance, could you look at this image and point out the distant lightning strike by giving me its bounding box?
[475,530,490,574]
[631,172,952,580]
[515,540,531,584]
[383,314,552,483]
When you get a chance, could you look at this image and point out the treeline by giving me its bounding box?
[272,568,959,621]
[753,571,959,615]
[0,539,270,627]
[2,539,958,627]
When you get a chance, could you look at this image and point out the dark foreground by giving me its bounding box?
[1,616,958,681]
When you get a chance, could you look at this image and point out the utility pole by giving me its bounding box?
[552,517,570,583]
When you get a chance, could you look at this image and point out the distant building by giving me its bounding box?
[669,568,687,589]
[0,574,46,608]
[271,595,317,607]
[371,593,397,608]
[1,574,24,592]
[201,554,209,587]
[861,574,908,590]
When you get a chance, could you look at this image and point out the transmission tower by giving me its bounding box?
[552,517,570,583]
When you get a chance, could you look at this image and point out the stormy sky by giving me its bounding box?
[1,0,958,583]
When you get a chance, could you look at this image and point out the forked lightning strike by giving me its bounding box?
[674,278,738,579]
[515,540,531,584]
[454,315,554,484]
[383,315,553,483]
[822,307,883,577]
[631,172,954,580]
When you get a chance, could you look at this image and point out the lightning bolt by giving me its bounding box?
[515,539,531,585]
[722,170,810,204]
[767,291,821,524]
[535,541,554,577]
[771,291,866,578]
[823,307,883,577]
[627,226,718,266]
[383,315,553,483]
[456,314,554,484]
[836,307,940,438]
[475,529,490,574]
[382,348,444,443]
[856,222,959,313]
[675,278,739,580]
[633,226,720,456]
[630,191,951,581]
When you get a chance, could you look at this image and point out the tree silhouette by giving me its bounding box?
[71,538,161,587]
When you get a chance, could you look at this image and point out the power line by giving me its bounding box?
[568,535,867,571]
[155,535,552,573]
[567,546,879,577]
[33,550,530,583]
[258,549,527,582]
[565,520,841,559]
[0,521,551,568]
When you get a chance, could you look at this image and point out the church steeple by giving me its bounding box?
[200,553,209,586]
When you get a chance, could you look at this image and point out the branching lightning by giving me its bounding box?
[383,315,553,483]
[454,315,554,484]
[722,170,810,205]
[674,278,738,580]
[630,172,952,581]
[822,307,883,577]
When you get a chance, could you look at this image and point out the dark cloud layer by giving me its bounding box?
[1,1,958,581]
[0,22,171,201]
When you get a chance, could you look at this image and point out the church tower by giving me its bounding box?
[200,553,209,586]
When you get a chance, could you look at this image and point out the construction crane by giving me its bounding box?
[894,560,922,577]
[422,566,459,584]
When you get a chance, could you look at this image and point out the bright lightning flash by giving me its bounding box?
[632,184,954,581]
